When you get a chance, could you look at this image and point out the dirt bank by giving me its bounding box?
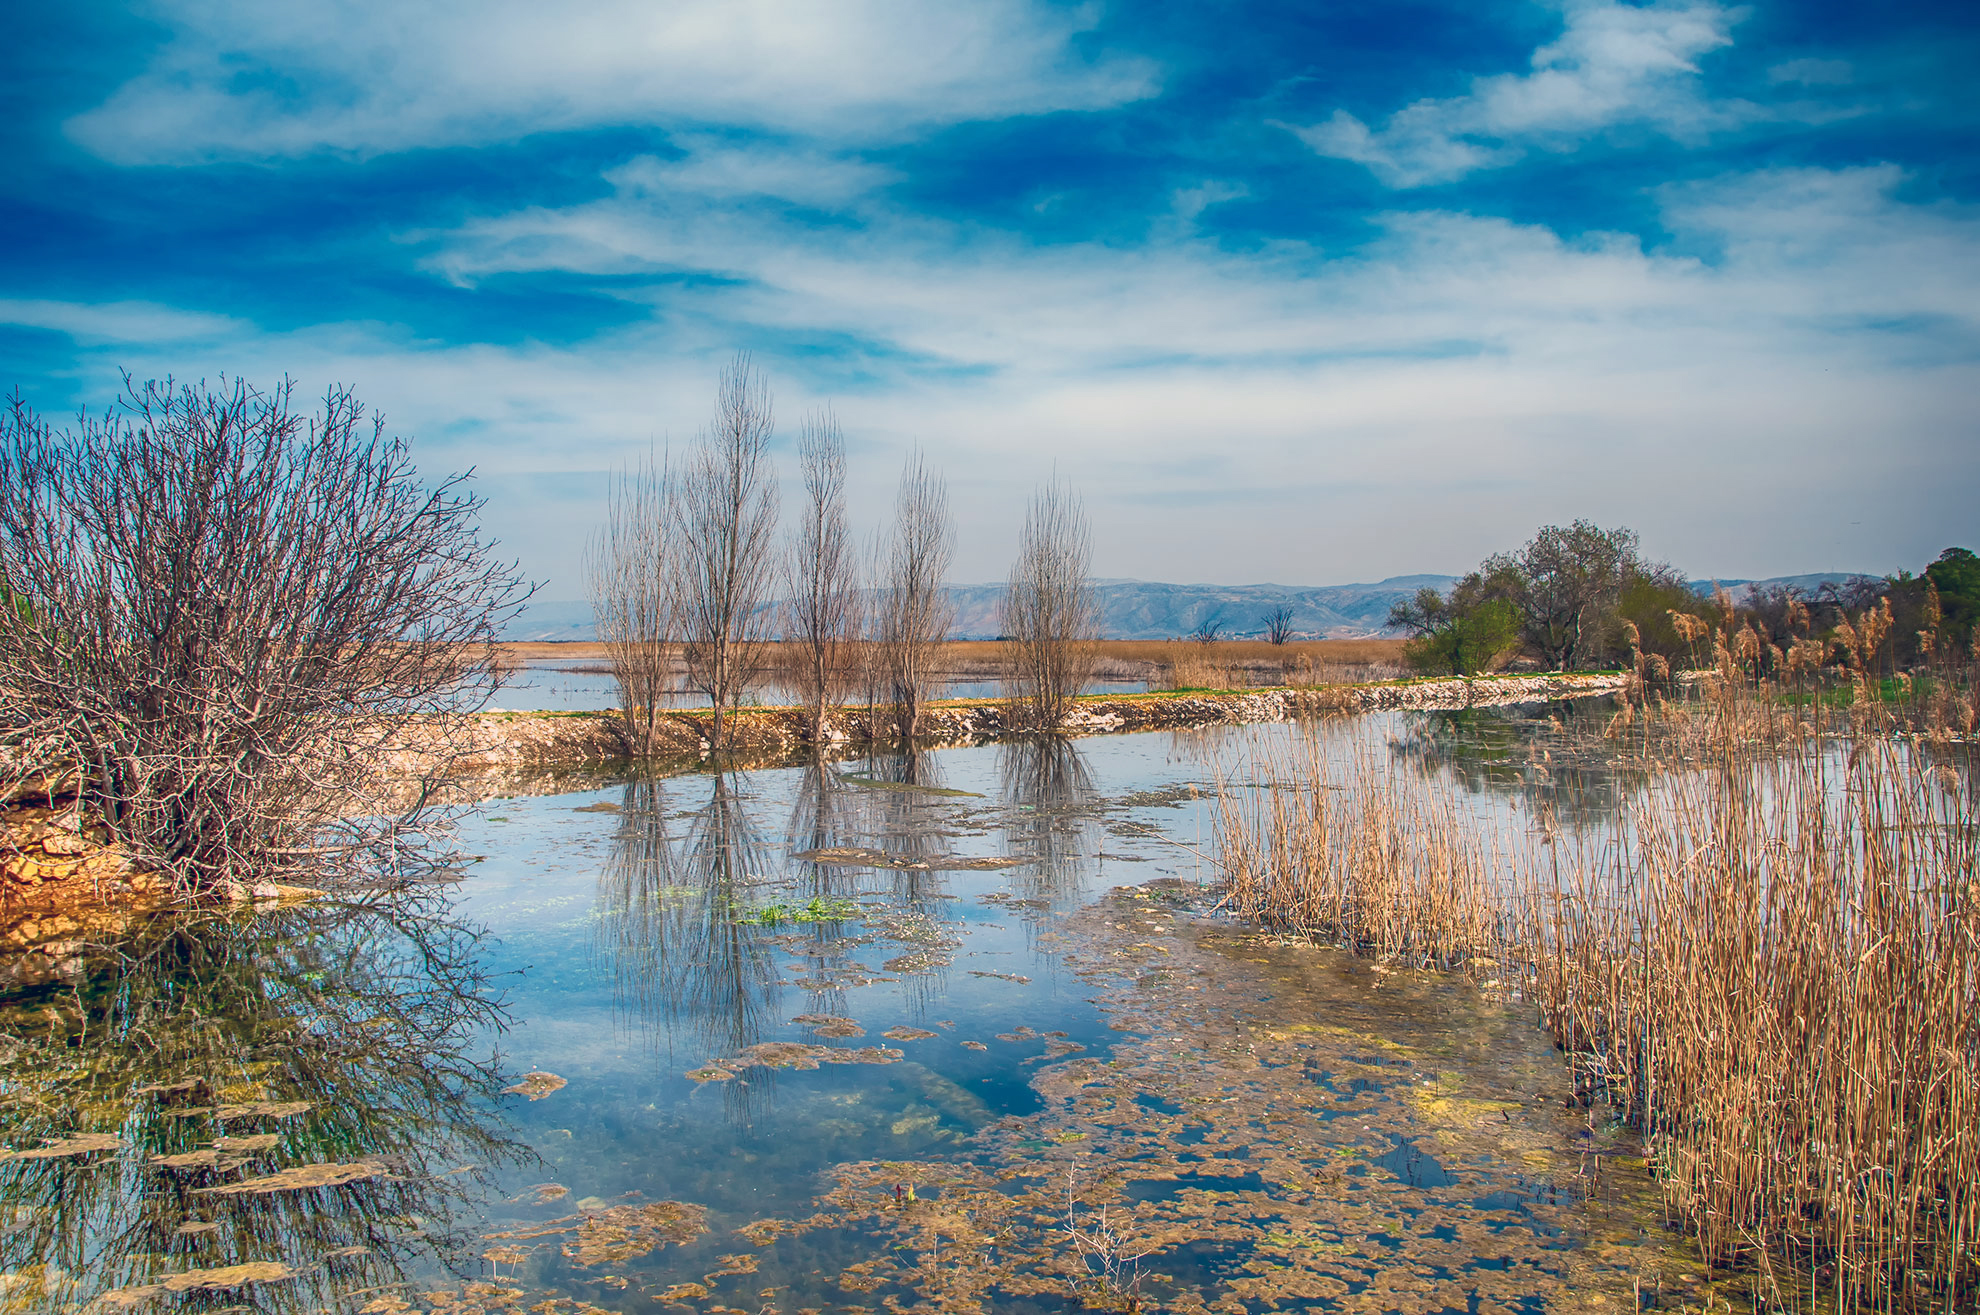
[408,671,1631,775]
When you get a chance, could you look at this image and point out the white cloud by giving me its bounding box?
[20,164,1978,591]
[67,0,1157,163]
[1289,0,1745,187]
[0,299,247,344]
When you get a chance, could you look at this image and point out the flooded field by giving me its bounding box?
[0,704,1711,1313]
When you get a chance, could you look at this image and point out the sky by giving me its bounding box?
[2,0,1975,596]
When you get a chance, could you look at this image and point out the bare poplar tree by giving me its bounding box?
[0,375,527,888]
[587,449,674,756]
[782,409,862,741]
[671,354,780,750]
[1003,480,1098,730]
[877,449,954,740]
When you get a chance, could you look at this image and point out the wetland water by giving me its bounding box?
[0,705,1698,1313]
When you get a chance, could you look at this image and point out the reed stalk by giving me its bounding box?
[1216,658,1980,1309]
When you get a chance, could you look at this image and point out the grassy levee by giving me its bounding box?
[1216,671,1980,1309]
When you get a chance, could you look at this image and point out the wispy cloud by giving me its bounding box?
[0,299,247,345]
[1289,0,1745,187]
[25,157,1971,588]
[66,0,1158,163]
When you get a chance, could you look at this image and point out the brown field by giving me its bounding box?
[494,638,1409,687]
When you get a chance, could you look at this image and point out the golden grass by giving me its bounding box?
[1215,671,1980,1310]
[496,638,1410,685]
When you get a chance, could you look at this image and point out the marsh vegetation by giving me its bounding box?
[1217,600,1980,1310]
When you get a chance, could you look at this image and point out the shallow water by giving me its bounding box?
[487,660,1150,713]
[0,703,1705,1312]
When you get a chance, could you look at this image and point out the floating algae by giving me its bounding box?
[501,1071,568,1100]
[0,1132,119,1161]
[195,1159,387,1194]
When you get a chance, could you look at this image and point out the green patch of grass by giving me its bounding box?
[732,896,861,927]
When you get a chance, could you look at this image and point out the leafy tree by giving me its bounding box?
[1481,520,1671,670]
[1925,547,1979,648]
[1387,580,1520,676]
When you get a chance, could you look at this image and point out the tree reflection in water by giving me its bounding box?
[783,760,861,1021]
[0,891,524,1310]
[594,770,782,1126]
[998,736,1099,909]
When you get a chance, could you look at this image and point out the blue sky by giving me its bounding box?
[3,1,1975,595]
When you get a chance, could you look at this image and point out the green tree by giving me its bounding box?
[1481,520,1673,670]
[1925,547,1979,648]
[1387,580,1521,676]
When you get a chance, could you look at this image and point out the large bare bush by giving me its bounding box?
[876,449,953,739]
[1003,480,1097,730]
[587,450,674,756]
[0,375,526,887]
[783,409,862,741]
[672,355,780,750]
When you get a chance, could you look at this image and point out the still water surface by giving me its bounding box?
[0,705,1693,1312]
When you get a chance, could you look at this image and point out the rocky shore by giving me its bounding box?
[407,670,1631,776]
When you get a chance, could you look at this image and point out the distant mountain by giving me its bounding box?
[504,570,1882,643]
[503,599,599,642]
[505,576,1451,642]
[1686,573,1876,599]
[944,576,1456,640]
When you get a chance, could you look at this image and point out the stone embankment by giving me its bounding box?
[413,671,1632,776]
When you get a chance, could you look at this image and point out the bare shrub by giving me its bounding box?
[587,449,674,756]
[783,409,862,740]
[672,354,780,750]
[0,375,526,888]
[1003,480,1097,731]
[1262,605,1295,645]
[875,449,953,739]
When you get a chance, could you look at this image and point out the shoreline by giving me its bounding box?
[405,671,1632,777]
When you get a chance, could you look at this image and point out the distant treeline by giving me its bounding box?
[1387,520,1977,676]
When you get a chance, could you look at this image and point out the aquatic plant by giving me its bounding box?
[732,895,860,926]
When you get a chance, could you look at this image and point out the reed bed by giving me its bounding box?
[1216,676,1980,1310]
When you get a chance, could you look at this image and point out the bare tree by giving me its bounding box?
[671,354,781,750]
[1003,480,1098,730]
[587,449,674,756]
[1186,617,1225,645]
[0,375,527,889]
[782,409,862,741]
[1262,605,1295,645]
[876,449,954,740]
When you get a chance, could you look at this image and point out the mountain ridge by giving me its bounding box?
[506,571,1878,642]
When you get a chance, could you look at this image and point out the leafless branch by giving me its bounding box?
[1003,480,1098,731]
[671,354,781,750]
[782,409,862,741]
[0,374,529,889]
[587,448,674,756]
[875,448,953,740]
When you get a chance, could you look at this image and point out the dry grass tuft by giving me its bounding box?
[1217,661,1980,1310]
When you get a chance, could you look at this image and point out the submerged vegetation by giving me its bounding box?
[1218,597,1980,1309]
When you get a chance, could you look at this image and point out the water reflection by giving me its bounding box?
[998,736,1099,907]
[594,772,782,1125]
[1388,699,1645,821]
[0,894,522,1310]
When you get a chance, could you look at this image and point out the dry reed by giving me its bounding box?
[1216,667,1980,1310]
